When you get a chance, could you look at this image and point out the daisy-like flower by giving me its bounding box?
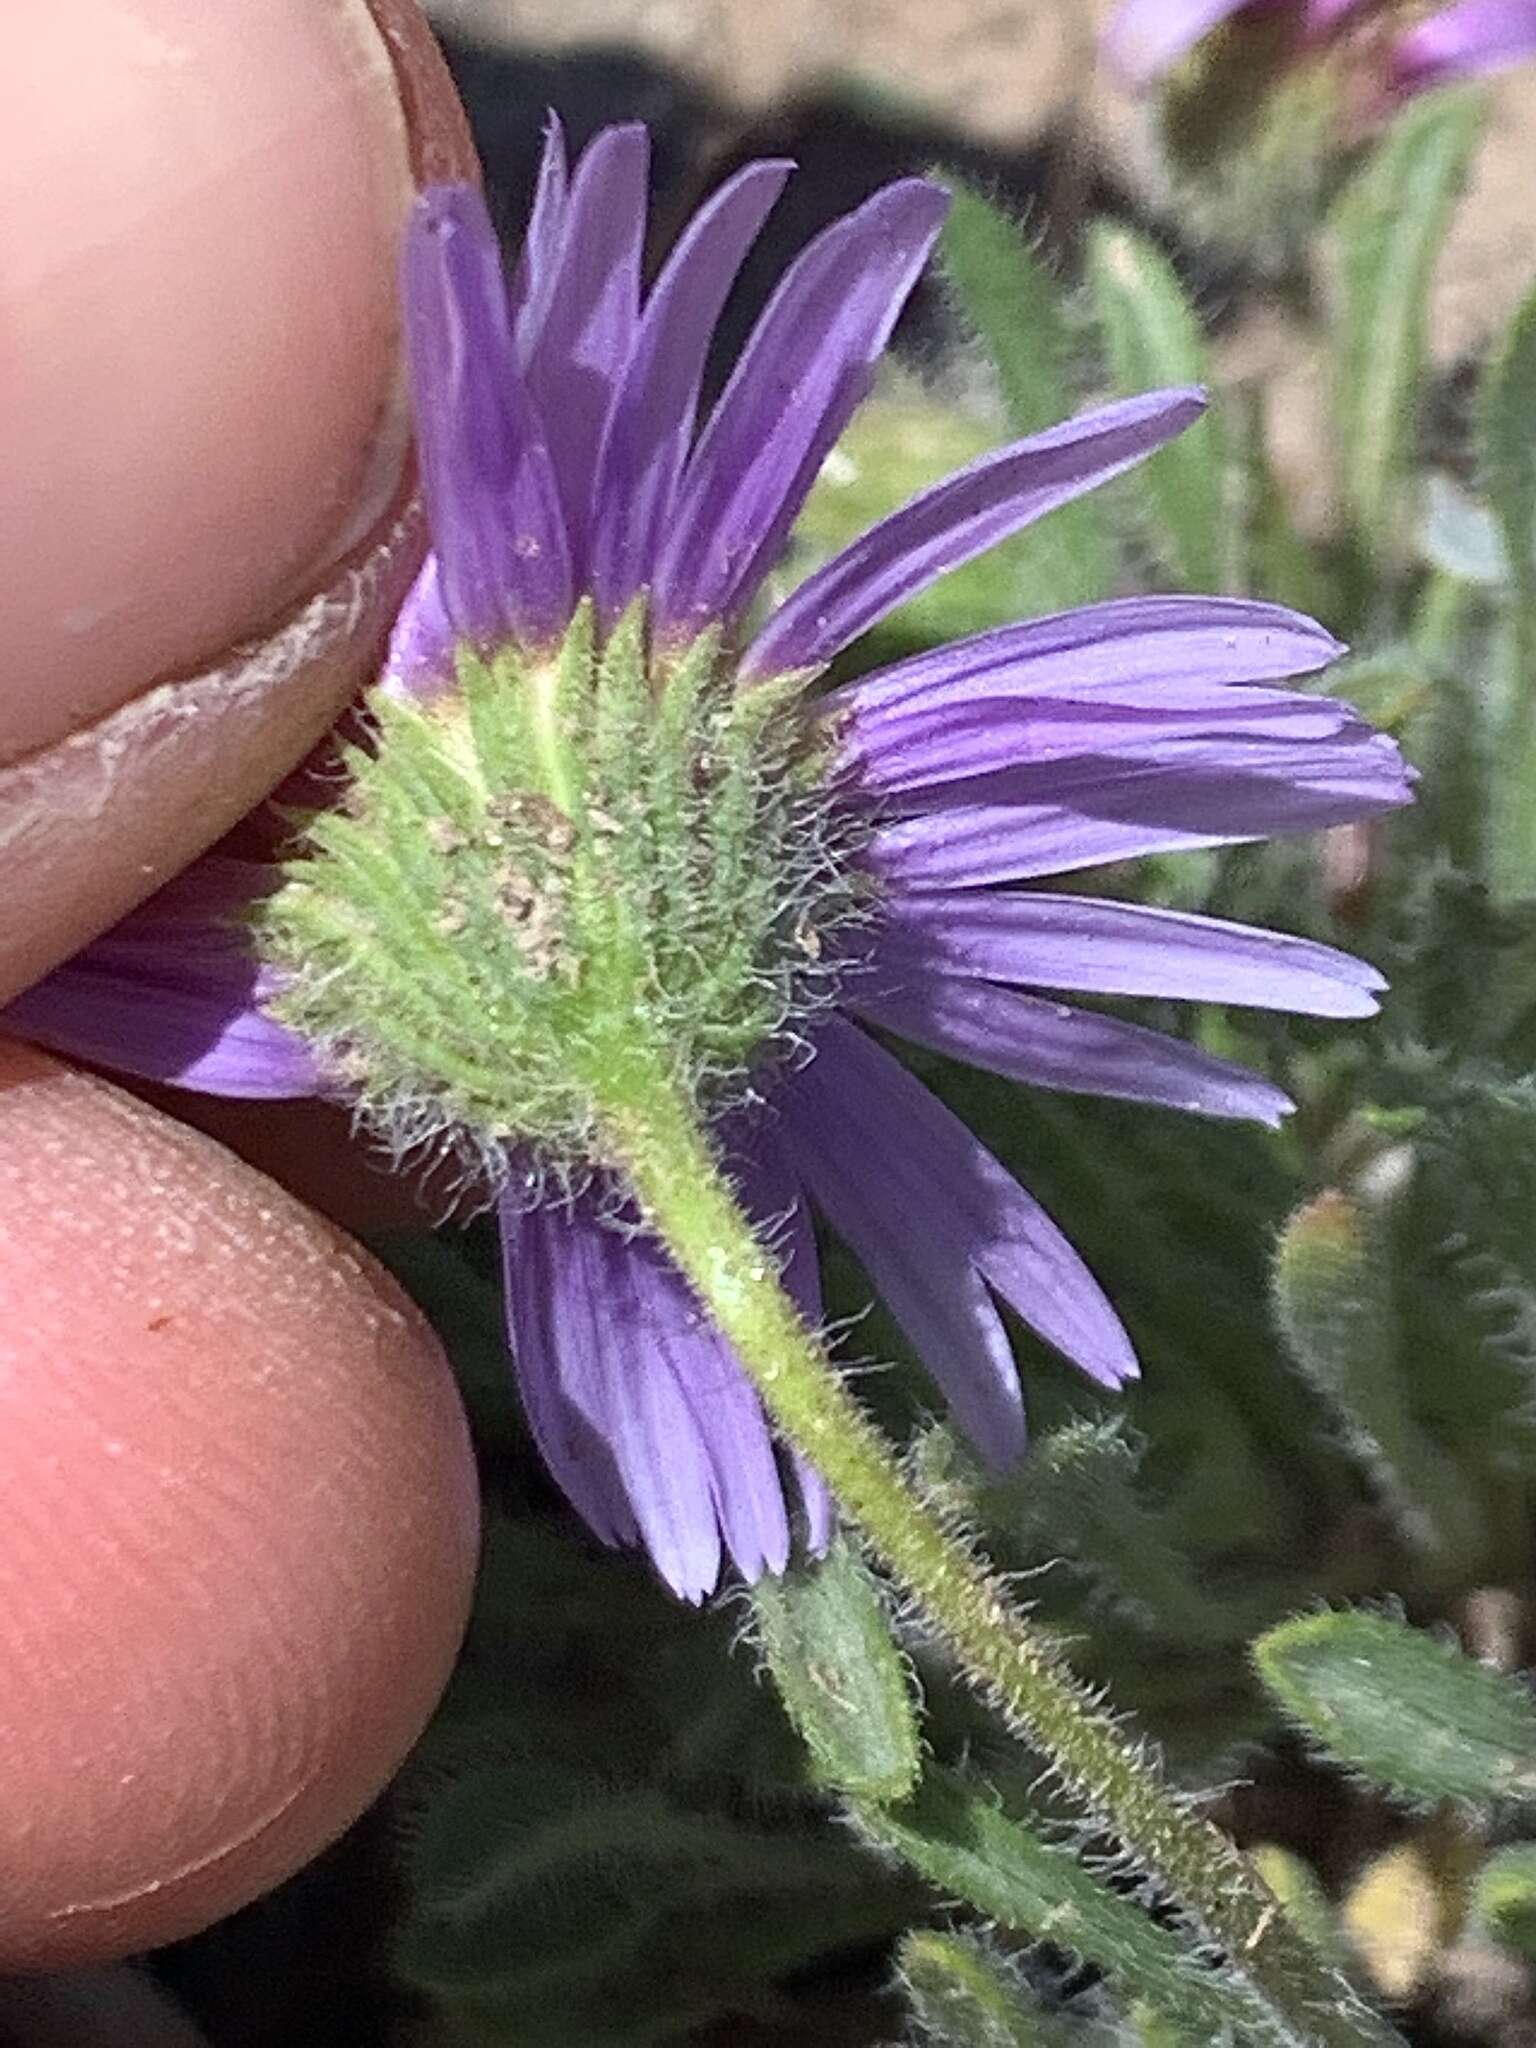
[4,123,1412,1600]
[1104,0,1536,94]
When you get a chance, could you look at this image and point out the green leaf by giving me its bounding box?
[752,1533,922,1803]
[899,1927,1099,2045]
[1387,869,1536,1062]
[1473,1843,1536,1960]
[1086,221,1227,591]
[1328,90,1483,568]
[1250,1846,1347,1970]
[397,1772,658,1998]
[858,1770,1300,2042]
[1375,1058,1536,1451]
[1253,1609,1536,1807]
[938,177,1112,608]
[1400,1061,1536,1301]
[976,1419,1242,1648]
[1479,282,1536,620]
[1272,1193,1484,1571]
[1477,282,1536,897]
[398,1767,875,1997]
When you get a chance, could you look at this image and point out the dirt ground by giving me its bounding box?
[424,0,1106,139]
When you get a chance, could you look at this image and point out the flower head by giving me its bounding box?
[1103,0,1536,94]
[4,123,1413,1600]
[1099,0,1534,269]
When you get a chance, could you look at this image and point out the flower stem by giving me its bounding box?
[599,1060,1395,2048]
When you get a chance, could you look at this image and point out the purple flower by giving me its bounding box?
[2,124,1412,1601]
[1390,0,1536,92]
[1103,0,1536,92]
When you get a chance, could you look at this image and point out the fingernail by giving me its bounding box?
[0,1,478,998]
[0,0,471,765]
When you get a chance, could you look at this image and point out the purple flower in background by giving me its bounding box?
[1103,0,1536,92]
[4,124,1412,1601]
[1391,0,1536,92]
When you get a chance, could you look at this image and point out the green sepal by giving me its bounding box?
[255,603,855,1177]
[1253,1608,1536,1808]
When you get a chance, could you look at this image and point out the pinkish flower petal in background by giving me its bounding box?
[1392,0,1536,91]
[1102,0,1256,87]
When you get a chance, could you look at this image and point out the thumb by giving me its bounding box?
[0,0,476,1003]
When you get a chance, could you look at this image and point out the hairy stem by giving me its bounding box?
[599,1058,1396,2048]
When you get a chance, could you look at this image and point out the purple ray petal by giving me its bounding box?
[886,724,1414,821]
[841,683,1356,795]
[661,1300,793,1592]
[1306,0,1372,29]
[867,730,1414,886]
[523,124,650,572]
[499,1193,791,1598]
[379,554,456,700]
[501,1198,723,1598]
[826,596,1343,729]
[852,973,1294,1125]
[875,891,1385,1016]
[2,859,324,1099]
[1391,0,1536,92]
[775,1018,1138,1460]
[508,113,570,348]
[726,1124,826,1328]
[403,184,573,650]
[588,160,793,629]
[652,180,950,645]
[497,1196,643,1552]
[1101,0,1256,86]
[788,1447,837,1556]
[745,389,1207,679]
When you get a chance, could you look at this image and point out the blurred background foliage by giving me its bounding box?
[148,9,1536,2044]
